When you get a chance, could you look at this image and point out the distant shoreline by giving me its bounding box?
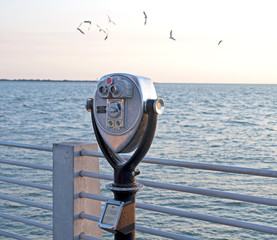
[1,79,276,85]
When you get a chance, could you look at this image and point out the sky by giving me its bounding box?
[1,0,277,83]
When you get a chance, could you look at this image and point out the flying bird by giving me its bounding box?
[76,21,91,34]
[104,29,109,40]
[107,15,116,25]
[143,11,147,25]
[218,40,223,45]
[96,25,106,33]
[169,30,176,41]
[96,25,108,40]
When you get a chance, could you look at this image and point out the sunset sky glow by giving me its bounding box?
[1,0,277,83]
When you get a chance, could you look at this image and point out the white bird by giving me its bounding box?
[143,11,147,25]
[169,30,176,41]
[218,40,223,45]
[107,15,116,25]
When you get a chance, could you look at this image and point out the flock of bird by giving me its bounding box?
[77,11,223,45]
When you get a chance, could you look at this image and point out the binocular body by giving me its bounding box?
[93,73,158,153]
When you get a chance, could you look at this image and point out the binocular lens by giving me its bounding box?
[99,86,108,94]
[154,98,165,115]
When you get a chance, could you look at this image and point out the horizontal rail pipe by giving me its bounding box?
[136,202,277,235]
[1,143,276,178]
[1,142,276,177]
[0,229,32,240]
[0,193,53,211]
[0,212,53,231]
[79,213,198,240]
[135,225,200,240]
[80,171,277,206]
[80,193,277,235]
[0,176,52,191]
[0,141,52,152]
[0,159,53,171]
[137,179,277,206]
[79,234,102,240]
[79,212,99,222]
[80,150,277,178]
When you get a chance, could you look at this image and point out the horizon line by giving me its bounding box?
[0,79,276,85]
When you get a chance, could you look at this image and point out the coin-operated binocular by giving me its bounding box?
[86,73,164,239]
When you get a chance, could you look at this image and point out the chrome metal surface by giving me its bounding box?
[93,73,157,153]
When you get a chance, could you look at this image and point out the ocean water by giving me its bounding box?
[0,80,277,240]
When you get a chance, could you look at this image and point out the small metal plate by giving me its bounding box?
[98,199,124,231]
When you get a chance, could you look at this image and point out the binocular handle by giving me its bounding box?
[88,98,157,187]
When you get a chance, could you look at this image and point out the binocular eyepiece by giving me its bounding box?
[97,77,134,99]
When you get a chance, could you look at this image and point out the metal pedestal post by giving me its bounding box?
[87,92,161,240]
[106,183,143,240]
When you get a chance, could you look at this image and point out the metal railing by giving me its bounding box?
[1,141,277,239]
[0,141,53,240]
[81,150,277,237]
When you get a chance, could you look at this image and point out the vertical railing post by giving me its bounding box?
[53,142,102,240]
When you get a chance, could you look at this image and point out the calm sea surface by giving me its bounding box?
[0,81,277,240]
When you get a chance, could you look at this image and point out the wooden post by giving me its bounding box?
[53,142,102,240]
